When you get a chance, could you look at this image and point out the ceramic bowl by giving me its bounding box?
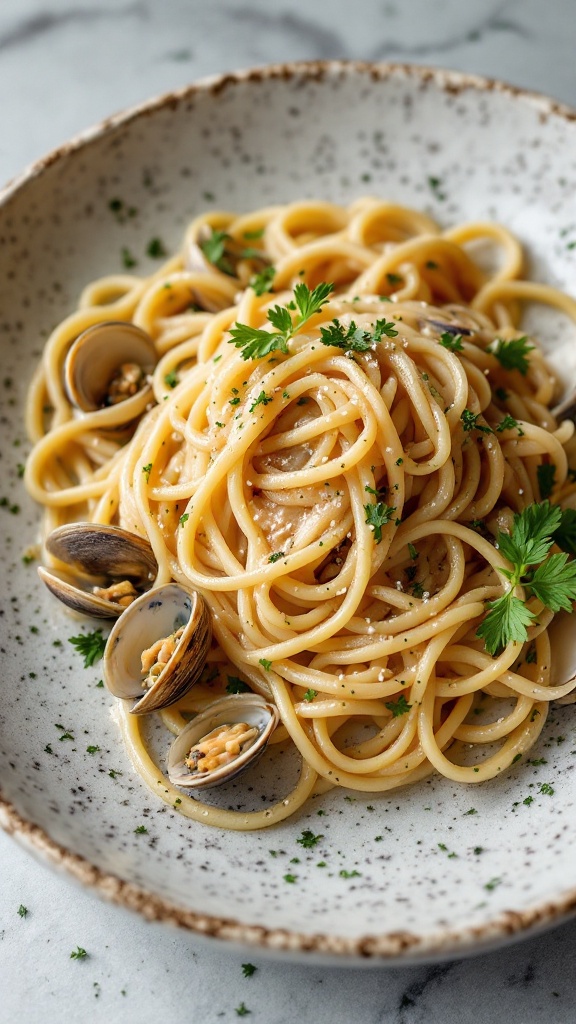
[2,61,576,964]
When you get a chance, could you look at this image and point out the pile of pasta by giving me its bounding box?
[25,198,576,829]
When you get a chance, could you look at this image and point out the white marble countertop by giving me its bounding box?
[3,1,576,1021]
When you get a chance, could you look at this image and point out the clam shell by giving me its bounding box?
[38,523,157,618]
[167,694,279,790]
[64,321,157,414]
[103,583,211,714]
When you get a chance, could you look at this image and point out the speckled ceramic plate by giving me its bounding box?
[2,62,576,965]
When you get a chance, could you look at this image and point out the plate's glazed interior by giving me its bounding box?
[2,62,576,961]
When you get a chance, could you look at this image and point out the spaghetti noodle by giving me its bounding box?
[25,197,576,829]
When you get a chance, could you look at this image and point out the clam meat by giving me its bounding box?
[167,694,279,790]
[103,583,211,714]
[38,522,157,618]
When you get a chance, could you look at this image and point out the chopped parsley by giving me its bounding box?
[384,695,412,717]
[134,825,148,834]
[461,409,493,434]
[491,335,533,375]
[339,869,361,879]
[199,229,234,275]
[68,629,106,668]
[86,745,100,755]
[496,414,524,436]
[241,963,257,977]
[259,658,272,672]
[142,462,153,482]
[297,829,324,848]
[70,947,88,960]
[121,247,137,269]
[283,874,297,883]
[17,905,28,918]
[164,370,178,389]
[268,551,285,563]
[250,265,275,295]
[249,390,273,413]
[439,331,464,352]
[179,513,189,526]
[146,237,167,259]
[303,689,317,702]
[319,317,398,354]
[364,502,397,542]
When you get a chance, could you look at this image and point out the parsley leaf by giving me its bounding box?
[241,963,257,977]
[319,319,373,352]
[68,630,106,668]
[364,502,397,543]
[476,594,536,656]
[439,332,464,352]
[384,694,412,717]
[491,336,533,375]
[268,551,285,563]
[303,688,317,702]
[496,414,524,435]
[293,281,333,327]
[229,282,333,361]
[70,946,88,960]
[297,829,324,848]
[200,229,234,275]
[250,265,275,296]
[461,409,493,434]
[228,322,289,361]
[476,501,576,654]
[164,370,178,389]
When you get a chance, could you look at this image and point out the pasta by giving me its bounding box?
[25,197,576,830]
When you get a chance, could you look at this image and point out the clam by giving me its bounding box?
[38,523,157,618]
[103,583,211,714]
[167,694,279,790]
[64,321,157,418]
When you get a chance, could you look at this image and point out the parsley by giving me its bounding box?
[473,847,484,855]
[491,336,533,375]
[259,658,272,671]
[229,282,333,361]
[476,501,576,655]
[68,629,106,667]
[200,229,234,275]
[244,228,265,240]
[428,175,446,200]
[386,272,403,285]
[134,825,148,834]
[408,543,418,560]
[142,462,152,482]
[364,502,397,542]
[495,387,509,402]
[164,370,178,389]
[439,331,464,352]
[553,507,576,554]
[70,947,88,960]
[303,689,317,702]
[339,869,361,879]
[226,676,250,694]
[484,878,502,891]
[236,1004,251,1017]
[320,317,398,354]
[249,390,273,413]
[268,551,285,563]
[229,396,240,405]
[283,874,297,883]
[179,513,189,526]
[241,963,257,977]
[297,829,324,848]
[539,782,555,795]
[121,247,137,269]
[108,769,122,779]
[461,409,493,434]
[86,745,100,754]
[537,463,556,500]
[17,905,28,918]
[147,237,166,259]
[384,695,412,717]
[250,265,275,295]
[496,414,524,435]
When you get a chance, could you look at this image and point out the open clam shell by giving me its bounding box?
[167,694,280,790]
[103,583,211,715]
[64,321,157,416]
[38,522,157,618]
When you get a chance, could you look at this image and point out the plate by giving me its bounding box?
[2,61,576,964]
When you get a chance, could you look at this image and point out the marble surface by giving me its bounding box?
[3,0,576,1021]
